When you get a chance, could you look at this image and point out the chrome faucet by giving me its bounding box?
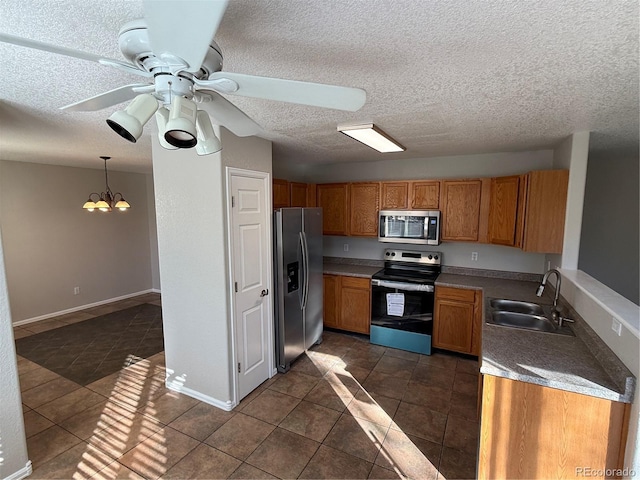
[536,269,573,328]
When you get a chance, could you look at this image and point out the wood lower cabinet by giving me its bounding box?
[479,375,630,479]
[273,178,290,208]
[317,183,349,235]
[433,286,481,355]
[410,180,440,209]
[349,182,380,236]
[440,180,482,241]
[322,274,370,334]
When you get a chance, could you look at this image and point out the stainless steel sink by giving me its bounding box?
[487,299,575,336]
[490,311,557,333]
[489,299,545,315]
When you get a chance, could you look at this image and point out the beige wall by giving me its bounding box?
[0,160,156,323]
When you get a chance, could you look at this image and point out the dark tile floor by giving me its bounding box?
[16,303,163,385]
[14,294,479,479]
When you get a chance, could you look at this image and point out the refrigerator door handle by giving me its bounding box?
[300,231,310,310]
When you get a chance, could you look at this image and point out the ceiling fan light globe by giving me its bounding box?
[155,108,178,150]
[107,93,158,143]
[164,97,198,148]
[195,110,222,155]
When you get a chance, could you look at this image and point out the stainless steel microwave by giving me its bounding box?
[378,210,441,245]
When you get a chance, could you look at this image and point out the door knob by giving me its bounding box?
[260,289,269,297]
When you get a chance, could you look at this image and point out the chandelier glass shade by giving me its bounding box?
[83,156,131,212]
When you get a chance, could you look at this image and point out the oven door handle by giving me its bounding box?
[371,279,434,292]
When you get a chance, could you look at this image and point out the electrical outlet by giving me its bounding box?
[343,244,349,252]
[73,286,80,295]
[471,252,478,261]
[611,318,622,336]
[547,261,551,271]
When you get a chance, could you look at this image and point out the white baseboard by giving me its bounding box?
[13,289,159,327]
[166,380,236,411]
[151,288,162,294]
[4,461,32,480]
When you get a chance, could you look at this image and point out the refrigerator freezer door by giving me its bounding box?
[303,208,323,349]
[274,208,305,372]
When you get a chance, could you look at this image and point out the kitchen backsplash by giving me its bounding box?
[323,236,547,274]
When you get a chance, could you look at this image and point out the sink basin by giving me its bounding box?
[489,299,545,315]
[487,299,575,336]
[490,311,558,333]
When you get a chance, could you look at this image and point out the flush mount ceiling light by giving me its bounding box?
[82,156,131,213]
[338,123,405,153]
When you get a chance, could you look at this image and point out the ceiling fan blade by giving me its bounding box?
[60,84,152,112]
[143,0,229,73]
[195,91,263,137]
[0,32,145,74]
[198,72,367,112]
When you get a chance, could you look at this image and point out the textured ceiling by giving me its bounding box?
[0,0,637,173]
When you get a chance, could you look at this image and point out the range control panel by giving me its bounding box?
[383,249,442,265]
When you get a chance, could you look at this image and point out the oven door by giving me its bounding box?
[370,279,434,335]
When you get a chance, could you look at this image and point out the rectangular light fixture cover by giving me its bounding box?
[338,123,405,153]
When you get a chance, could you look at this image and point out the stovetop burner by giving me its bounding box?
[372,249,442,284]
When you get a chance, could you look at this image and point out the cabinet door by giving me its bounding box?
[440,180,482,241]
[323,275,339,329]
[348,182,380,237]
[433,299,474,353]
[317,183,349,235]
[273,179,290,209]
[380,182,409,209]
[410,181,440,209]
[522,170,569,253]
[339,277,371,334]
[488,175,520,246]
[290,182,307,207]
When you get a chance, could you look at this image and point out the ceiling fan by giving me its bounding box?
[0,0,366,154]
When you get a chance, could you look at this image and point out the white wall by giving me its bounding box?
[152,128,272,409]
[146,174,161,291]
[551,133,639,471]
[552,132,590,269]
[0,160,157,323]
[298,149,554,273]
[0,226,30,480]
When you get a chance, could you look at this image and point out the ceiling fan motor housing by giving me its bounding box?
[118,20,223,79]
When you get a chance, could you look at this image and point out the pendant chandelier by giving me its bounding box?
[82,156,131,212]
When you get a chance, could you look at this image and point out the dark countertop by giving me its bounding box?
[323,257,383,278]
[435,273,635,403]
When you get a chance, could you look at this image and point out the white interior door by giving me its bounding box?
[229,170,272,401]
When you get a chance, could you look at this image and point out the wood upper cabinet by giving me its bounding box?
[520,170,569,253]
[488,175,521,246]
[410,180,440,209]
[317,183,349,235]
[380,182,409,209]
[440,180,482,241]
[289,182,307,207]
[479,375,630,479]
[273,178,290,209]
[322,274,370,334]
[433,286,481,355]
[348,182,380,237]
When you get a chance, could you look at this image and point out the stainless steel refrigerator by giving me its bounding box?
[273,207,323,373]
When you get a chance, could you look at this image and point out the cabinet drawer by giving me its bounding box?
[436,286,476,303]
[340,276,370,289]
